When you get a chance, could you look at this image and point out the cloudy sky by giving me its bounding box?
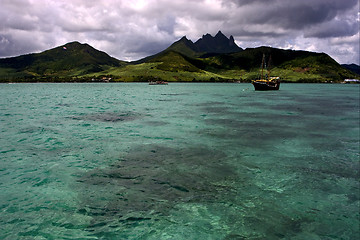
[0,0,359,64]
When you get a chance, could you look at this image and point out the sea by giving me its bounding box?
[0,83,359,240]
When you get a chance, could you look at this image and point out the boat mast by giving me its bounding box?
[261,54,265,80]
[267,55,272,81]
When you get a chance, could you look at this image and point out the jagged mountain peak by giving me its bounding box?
[178,36,193,44]
[202,33,212,38]
[179,36,189,41]
[162,31,242,59]
[194,31,242,54]
[215,30,227,38]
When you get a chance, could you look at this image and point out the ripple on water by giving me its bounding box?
[70,111,142,122]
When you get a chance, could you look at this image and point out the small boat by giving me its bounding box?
[252,54,280,91]
[149,81,168,85]
[343,79,360,84]
[252,78,280,90]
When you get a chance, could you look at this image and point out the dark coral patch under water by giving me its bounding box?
[74,144,239,229]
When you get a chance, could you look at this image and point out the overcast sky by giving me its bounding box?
[0,0,359,64]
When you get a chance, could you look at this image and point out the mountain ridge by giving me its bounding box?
[0,32,358,82]
[134,31,242,63]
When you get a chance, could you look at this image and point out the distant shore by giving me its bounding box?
[2,79,359,84]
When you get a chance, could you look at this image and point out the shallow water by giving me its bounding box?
[0,83,359,239]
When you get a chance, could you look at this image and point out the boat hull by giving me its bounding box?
[252,80,280,91]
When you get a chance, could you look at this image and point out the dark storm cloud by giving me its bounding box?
[0,0,359,64]
[229,0,358,29]
[305,20,359,38]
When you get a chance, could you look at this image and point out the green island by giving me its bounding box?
[0,31,358,83]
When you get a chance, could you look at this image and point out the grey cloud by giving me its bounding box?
[157,16,176,35]
[226,0,270,6]
[127,40,171,57]
[0,34,45,57]
[228,0,357,29]
[227,27,287,39]
[0,0,359,64]
[269,5,335,29]
[230,0,358,12]
[305,20,359,38]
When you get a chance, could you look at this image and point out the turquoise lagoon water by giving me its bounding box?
[0,83,359,239]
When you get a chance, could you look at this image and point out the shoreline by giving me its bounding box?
[2,80,358,84]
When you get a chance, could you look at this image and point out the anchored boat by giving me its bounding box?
[252,54,280,91]
[149,81,168,85]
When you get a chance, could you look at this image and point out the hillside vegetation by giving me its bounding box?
[0,33,358,82]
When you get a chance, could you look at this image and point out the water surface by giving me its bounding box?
[0,83,359,239]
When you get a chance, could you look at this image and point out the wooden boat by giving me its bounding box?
[252,54,280,91]
[252,77,280,90]
[149,81,168,85]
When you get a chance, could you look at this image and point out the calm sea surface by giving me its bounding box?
[0,83,359,239]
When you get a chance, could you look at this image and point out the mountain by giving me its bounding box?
[194,31,243,55]
[0,41,124,80]
[166,31,243,57]
[136,31,243,63]
[341,64,360,75]
[0,32,358,83]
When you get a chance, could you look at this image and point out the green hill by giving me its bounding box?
[89,51,221,83]
[0,41,125,81]
[148,51,202,73]
[166,37,201,58]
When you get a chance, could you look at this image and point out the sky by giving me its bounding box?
[0,0,359,64]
